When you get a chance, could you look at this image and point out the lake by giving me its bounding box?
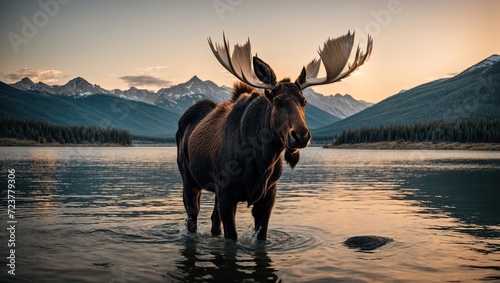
[0,147,499,282]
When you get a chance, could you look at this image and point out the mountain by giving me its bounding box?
[4,75,373,139]
[312,54,500,140]
[0,80,342,138]
[154,76,232,112]
[29,81,56,94]
[55,77,112,96]
[112,87,158,104]
[303,88,372,119]
[459,55,500,75]
[157,76,232,103]
[11,77,34,90]
[305,103,341,129]
[0,82,179,138]
[8,75,372,118]
[8,75,371,128]
[10,76,111,96]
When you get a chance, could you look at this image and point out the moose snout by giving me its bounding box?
[288,128,311,148]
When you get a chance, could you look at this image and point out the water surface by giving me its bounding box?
[0,147,499,282]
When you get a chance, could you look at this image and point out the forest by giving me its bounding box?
[331,119,500,145]
[0,118,132,145]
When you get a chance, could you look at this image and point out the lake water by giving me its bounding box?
[0,147,499,282]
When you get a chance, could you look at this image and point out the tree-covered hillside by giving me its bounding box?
[331,118,500,145]
[1,118,132,145]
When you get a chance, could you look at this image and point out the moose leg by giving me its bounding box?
[210,195,222,236]
[218,194,238,240]
[252,184,277,241]
[183,177,201,233]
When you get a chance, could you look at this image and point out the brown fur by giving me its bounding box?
[231,82,255,102]
[176,80,311,241]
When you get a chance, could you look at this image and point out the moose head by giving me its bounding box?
[208,31,373,152]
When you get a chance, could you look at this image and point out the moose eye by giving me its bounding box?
[301,97,307,107]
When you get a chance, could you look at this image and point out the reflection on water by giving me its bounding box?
[0,147,499,282]
[169,234,279,282]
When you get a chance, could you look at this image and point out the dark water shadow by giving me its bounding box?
[166,235,281,282]
[394,164,500,238]
[392,160,500,280]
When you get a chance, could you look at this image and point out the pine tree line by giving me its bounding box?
[332,119,500,145]
[0,118,132,145]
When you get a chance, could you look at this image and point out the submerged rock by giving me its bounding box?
[344,236,393,251]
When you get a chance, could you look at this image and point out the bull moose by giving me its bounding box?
[176,31,372,240]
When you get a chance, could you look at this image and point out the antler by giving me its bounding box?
[208,33,277,89]
[296,31,373,90]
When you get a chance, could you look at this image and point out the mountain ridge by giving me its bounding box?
[8,75,371,120]
[0,78,345,136]
[312,54,500,140]
[0,81,179,138]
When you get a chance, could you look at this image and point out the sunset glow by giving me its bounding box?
[1,0,498,103]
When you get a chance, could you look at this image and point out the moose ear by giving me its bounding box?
[295,66,307,88]
[253,56,277,86]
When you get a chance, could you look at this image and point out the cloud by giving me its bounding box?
[137,65,169,74]
[119,75,171,88]
[3,68,63,83]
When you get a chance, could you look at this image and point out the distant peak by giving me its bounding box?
[189,75,202,82]
[485,54,500,63]
[10,77,36,90]
[21,77,34,83]
[333,93,352,99]
[73,76,92,83]
[68,77,86,83]
[460,54,500,76]
[482,54,500,64]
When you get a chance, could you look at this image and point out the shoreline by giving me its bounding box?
[2,138,500,151]
[0,138,179,147]
[0,138,130,147]
[324,141,500,151]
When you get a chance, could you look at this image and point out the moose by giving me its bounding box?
[176,31,372,240]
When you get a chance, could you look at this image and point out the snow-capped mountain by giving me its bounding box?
[11,77,56,93]
[30,81,57,94]
[10,76,111,96]
[155,76,232,112]
[112,87,157,104]
[303,88,372,119]
[55,77,111,96]
[9,75,371,119]
[11,77,35,90]
[460,54,500,75]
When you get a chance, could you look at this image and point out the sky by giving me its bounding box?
[0,0,498,103]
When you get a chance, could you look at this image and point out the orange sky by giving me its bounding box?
[1,0,498,103]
